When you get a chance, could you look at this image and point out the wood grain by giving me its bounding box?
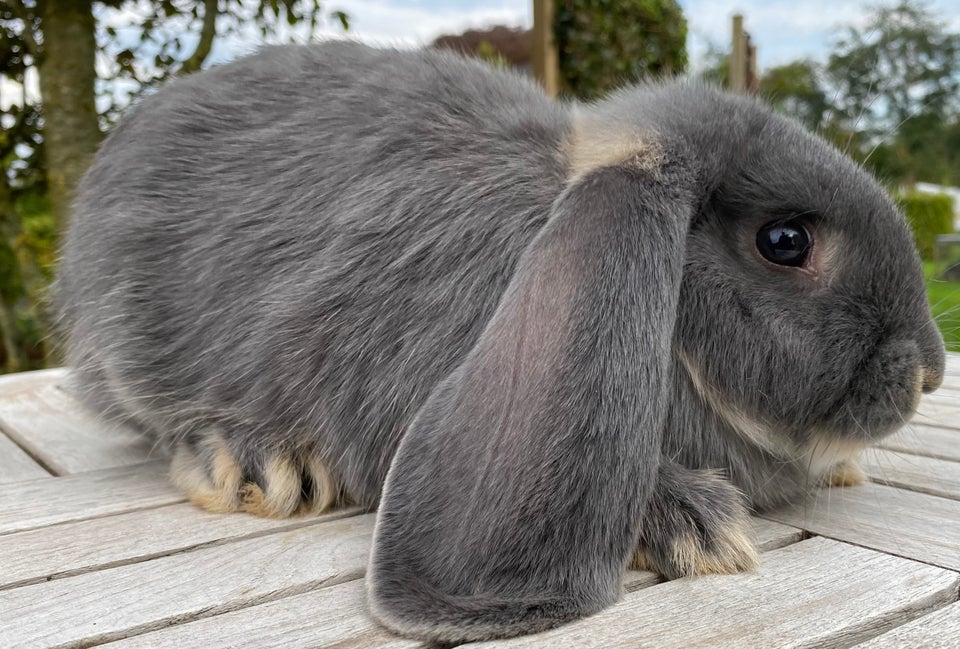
[467,537,959,649]
[878,423,960,462]
[0,369,157,475]
[763,482,960,571]
[750,517,803,551]
[850,601,960,649]
[94,521,803,648]
[0,502,363,590]
[98,579,416,649]
[912,396,960,431]
[860,447,960,500]
[0,514,374,649]
[0,461,182,536]
[0,432,48,484]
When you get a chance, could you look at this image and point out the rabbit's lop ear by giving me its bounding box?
[369,142,697,642]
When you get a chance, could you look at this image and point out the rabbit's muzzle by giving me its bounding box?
[829,331,944,442]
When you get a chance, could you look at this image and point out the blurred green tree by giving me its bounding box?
[0,0,347,370]
[760,60,830,133]
[555,0,687,99]
[826,0,960,138]
[825,1,960,187]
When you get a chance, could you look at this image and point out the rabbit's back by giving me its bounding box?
[57,42,570,503]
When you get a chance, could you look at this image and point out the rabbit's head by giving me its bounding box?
[369,82,945,642]
[654,86,943,469]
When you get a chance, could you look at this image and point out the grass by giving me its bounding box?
[925,262,960,353]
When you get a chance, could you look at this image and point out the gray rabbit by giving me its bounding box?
[56,41,945,642]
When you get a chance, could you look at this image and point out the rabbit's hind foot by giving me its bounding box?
[170,432,339,518]
[630,464,759,579]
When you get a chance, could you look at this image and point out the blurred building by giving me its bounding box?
[432,26,533,75]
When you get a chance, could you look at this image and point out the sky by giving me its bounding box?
[308,0,960,71]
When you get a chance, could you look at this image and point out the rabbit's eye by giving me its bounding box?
[756,221,811,267]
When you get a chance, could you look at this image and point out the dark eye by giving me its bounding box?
[756,221,812,267]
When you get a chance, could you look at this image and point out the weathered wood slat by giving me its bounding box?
[0,514,374,649]
[878,423,960,462]
[860,448,960,500]
[763,482,960,571]
[0,369,156,475]
[850,601,960,649]
[751,517,803,551]
[0,503,364,590]
[0,461,182,536]
[0,511,802,647]
[98,580,415,649]
[0,368,65,393]
[92,523,805,649]
[467,538,959,649]
[912,395,960,431]
[0,432,49,484]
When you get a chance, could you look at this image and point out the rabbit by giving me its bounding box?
[55,41,945,642]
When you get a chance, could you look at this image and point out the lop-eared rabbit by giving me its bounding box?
[57,42,945,642]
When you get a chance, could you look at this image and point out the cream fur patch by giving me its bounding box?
[169,433,243,513]
[678,351,785,457]
[803,435,865,482]
[822,457,866,487]
[565,117,663,182]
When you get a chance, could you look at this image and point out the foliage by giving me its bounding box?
[0,1,347,370]
[924,262,960,352]
[697,41,728,88]
[896,192,955,260]
[760,60,830,133]
[826,1,960,136]
[475,41,509,68]
[554,0,687,99]
[96,0,349,125]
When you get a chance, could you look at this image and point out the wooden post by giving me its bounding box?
[730,14,746,93]
[532,0,560,97]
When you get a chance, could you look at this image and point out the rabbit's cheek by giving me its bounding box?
[678,350,785,456]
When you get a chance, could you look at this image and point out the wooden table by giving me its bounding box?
[1,358,958,648]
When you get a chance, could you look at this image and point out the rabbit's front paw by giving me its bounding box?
[170,432,339,518]
[630,464,758,579]
[822,457,866,487]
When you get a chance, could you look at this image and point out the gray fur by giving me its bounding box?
[55,41,945,642]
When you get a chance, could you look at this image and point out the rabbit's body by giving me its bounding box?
[59,43,569,505]
[58,41,945,642]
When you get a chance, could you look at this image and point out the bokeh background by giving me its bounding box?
[1,0,959,373]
